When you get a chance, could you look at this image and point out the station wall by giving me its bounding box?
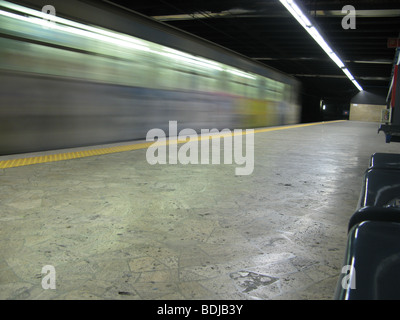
[349,103,387,122]
[349,90,388,122]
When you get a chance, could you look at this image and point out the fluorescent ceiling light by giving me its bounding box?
[279,0,363,91]
[352,79,363,92]
[280,0,312,28]
[329,52,345,69]
[342,68,354,80]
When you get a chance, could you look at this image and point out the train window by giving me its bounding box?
[257,78,265,100]
[218,71,230,93]
[229,81,241,96]
[156,67,178,90]
[242,84,250,98]
[238,85,244,97]
[208,77,218,92]
[275,91,283,101]
[197,75,211,92]
[247,85,258,99]
[176,70,196,91]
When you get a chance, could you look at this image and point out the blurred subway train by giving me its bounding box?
[0,0,301,155]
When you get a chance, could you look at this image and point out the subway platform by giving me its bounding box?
[1,120,399,300]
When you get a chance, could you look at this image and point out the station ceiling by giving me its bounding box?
[99,0,400,101]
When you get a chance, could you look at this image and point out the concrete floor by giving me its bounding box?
[1,121,399,300]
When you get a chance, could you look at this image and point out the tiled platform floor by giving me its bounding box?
[1,121,399,300]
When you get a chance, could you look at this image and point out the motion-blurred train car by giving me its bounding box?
[0,0,301,155]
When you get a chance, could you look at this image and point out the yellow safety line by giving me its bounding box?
[0,120,346,169]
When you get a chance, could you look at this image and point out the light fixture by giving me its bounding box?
[279,0,363,91]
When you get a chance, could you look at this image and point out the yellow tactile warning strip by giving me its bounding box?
[0,120,346,169]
